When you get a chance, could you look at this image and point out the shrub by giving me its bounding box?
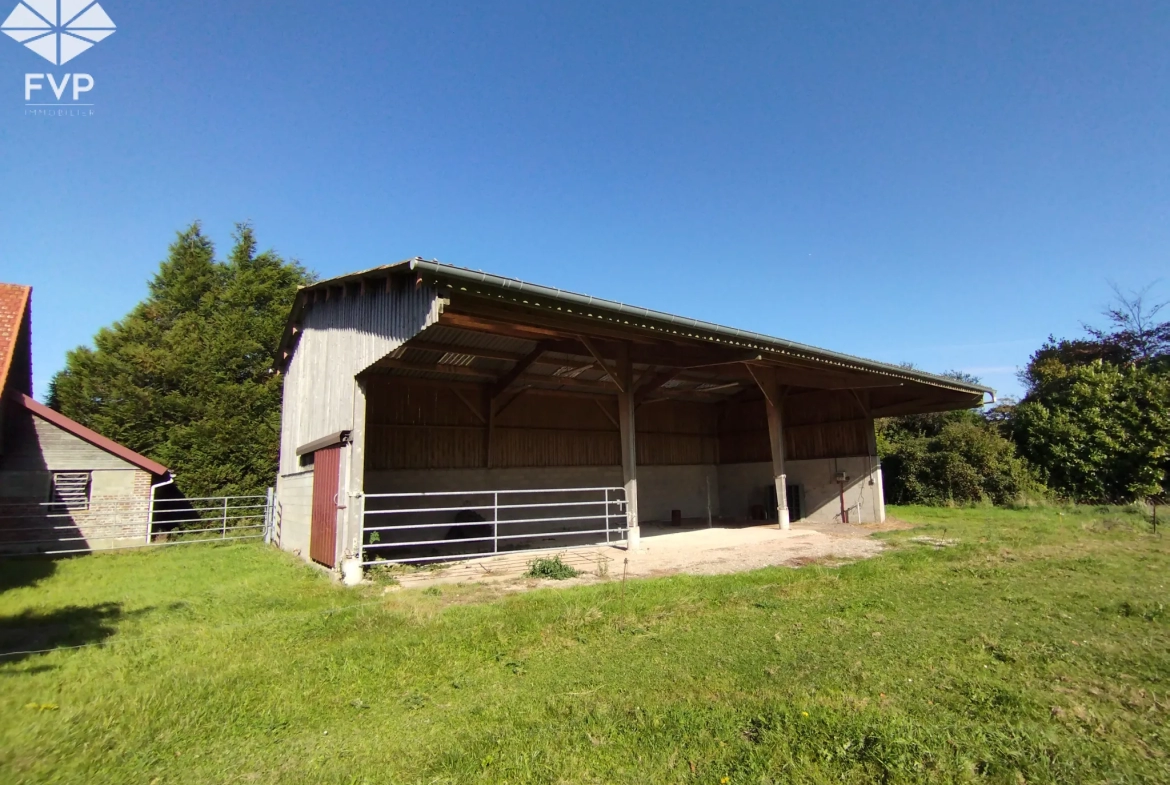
[524,555,580,580]
[880,418,1039,506]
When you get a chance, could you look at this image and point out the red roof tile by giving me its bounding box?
[0,284,168,476]
[0,283,31,396]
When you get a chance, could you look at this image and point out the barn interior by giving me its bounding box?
[310,262,991,564]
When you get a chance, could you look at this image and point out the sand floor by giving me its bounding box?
[388,519,906,590]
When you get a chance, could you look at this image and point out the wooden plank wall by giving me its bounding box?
[365,377,719,470]
[719,391,871,462]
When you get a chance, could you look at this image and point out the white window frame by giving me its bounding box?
[49,471,92,511]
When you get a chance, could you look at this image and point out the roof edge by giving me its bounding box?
[11,394,170,477]
[275,259,418,369]
[409,260,995,398]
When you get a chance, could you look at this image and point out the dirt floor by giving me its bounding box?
[388,518,910,590]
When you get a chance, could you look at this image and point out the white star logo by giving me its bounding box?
[2,1,115,66]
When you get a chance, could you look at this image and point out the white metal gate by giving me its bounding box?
[0,491,275,556]
[361,486,628,566]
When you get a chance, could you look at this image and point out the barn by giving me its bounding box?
[273,261,991,569]
[0,283,173,553]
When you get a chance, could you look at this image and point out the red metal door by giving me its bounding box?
[310,445,343,567]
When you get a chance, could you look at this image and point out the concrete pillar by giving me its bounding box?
[616,343,640,549]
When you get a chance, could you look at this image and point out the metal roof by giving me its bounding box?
[290,258,994,399]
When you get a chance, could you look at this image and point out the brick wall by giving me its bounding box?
[0,468,153,553]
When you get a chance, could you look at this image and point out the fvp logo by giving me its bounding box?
[2,0,115,66]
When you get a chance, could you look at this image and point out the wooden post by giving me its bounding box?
[343,378,368,561]
[747,365,789,530]
[866,415,886,523]
[616,342,640,549]
[483,387,495,469]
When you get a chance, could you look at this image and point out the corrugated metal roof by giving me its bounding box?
[291,259,992,399]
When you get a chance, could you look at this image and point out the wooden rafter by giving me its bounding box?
[593,399,619,430]
[452,388,487,423]
[577,335,624,393]
[490,342,551,400]
[745,364,781,409]
[404,339,529,362]
[634,368,681,406]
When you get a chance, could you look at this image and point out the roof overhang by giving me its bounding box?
[276,259,993,415]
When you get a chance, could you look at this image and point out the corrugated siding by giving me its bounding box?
[279,282,443,475]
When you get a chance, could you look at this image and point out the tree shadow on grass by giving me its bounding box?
[0,557,57,594]
[0,602,154,666]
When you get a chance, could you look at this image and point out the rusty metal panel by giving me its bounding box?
[310,445,342,567]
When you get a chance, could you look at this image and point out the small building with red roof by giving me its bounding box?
[0,283,172,553]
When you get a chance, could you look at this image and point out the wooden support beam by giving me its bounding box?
[744,364,781,410]
[452,388,487,424]
[634,368,681,407]
[493,388,528,419]
[490,342,551,400]
[444,301,662,345]
[440,310,566,340]
[593,398,619,430]
[615,342,640,548]
[744,361,903,392]
[368,358,498,381]
[848,389,871,419]
[746,365,790,530]
[483,386,495,468]
[871,398,978,418]
[404,339,530,362]
[577,335,624,393]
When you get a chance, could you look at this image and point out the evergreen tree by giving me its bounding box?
[48,223,313,498]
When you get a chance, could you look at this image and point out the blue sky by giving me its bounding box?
[2,1,1168,401]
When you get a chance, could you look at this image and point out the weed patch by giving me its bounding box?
[524,555,580,580]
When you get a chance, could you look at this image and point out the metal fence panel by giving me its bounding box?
[361,486,627,566]
[0,491,275,556]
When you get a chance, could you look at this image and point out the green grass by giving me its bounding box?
[0,505,1167,784]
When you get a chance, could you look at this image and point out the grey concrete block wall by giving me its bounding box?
[275,470,314,557]
[717,458,885,524]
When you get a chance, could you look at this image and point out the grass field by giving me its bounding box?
[1,506,1167,784]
